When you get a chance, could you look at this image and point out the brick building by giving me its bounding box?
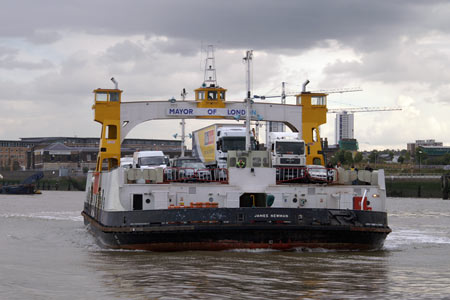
[0,140,35,171]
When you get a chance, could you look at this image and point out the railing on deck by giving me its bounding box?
[276,167,337,184]
[164,167,228,184]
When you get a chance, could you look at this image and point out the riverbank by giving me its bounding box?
[1,170,448,197]
[385,177,444,198]
[0,170,86,191]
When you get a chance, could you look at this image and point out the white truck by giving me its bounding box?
[267,132,306,168]
[132,151,168,169]
[268,132,312,181]
[192,124,256,169]
[267,132,329,182]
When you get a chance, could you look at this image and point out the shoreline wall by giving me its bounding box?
[385,177,443,198]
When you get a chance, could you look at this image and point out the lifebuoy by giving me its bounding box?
[236,159,246,168]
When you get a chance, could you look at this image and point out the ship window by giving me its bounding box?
[110,92,119,102]
[312,128,318,142]
[100,158,109,171]
[312,96,326,106]
[106,125,117,139]
[198,91,205,100]
[208,91,217,100]
[252,157,261,167]
[96,92,108,101]
[220,91,225,100]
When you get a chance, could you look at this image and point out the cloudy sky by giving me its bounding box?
[1,0,449,150]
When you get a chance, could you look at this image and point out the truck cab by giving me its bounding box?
[216,127,256,169]
[268,132,306,167]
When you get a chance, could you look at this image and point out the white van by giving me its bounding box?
[133,151,167,169]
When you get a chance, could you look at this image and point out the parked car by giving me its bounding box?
[306,165,328,182]
[169,157,211,181]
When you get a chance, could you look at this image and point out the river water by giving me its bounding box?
[1,191,450,300]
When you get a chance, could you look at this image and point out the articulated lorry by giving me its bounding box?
[192,124,256,169]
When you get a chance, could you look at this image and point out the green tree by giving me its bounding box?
[405,152,411,162]
[354,152,363,163]
[369,150,378,164]
[398,156,405,164]
[330,149,355,166]
[443,153,450,165]
[388,151,394,161]
[344,151,353,165]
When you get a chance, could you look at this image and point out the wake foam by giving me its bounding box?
[0,211,83,222]
[384,229,450,250]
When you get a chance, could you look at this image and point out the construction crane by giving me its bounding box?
[329,106,402,148]
[254,87,362,100]
[327,106,402,113]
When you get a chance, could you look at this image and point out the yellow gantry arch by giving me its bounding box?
[91,86,329,172]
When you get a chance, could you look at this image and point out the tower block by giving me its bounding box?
[92,88,122,171]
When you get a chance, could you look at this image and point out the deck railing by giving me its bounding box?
[164,167,228,183]
[276,167,337,184]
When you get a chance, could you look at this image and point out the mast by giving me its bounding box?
[180,88,187,157]
[243,50,253,151]
[204,45,217,87]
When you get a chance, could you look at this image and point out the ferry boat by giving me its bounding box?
[82,51,391,251]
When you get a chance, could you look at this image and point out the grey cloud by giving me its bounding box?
[1,0,449,53]
[0,56,53,70]
[324,38,450,89]
[151,38,200,57]
[0,45,54,70]
[0,46,18,56]
[27,31,62,44]
[103,40,147,62]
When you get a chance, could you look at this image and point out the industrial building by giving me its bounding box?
[0,137,186,171]
[407,139,444,155]
[420,146,450,156]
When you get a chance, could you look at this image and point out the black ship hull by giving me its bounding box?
[82,205,391,251]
